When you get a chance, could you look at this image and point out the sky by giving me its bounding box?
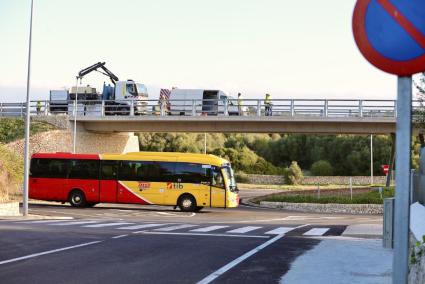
[0,0,400,102]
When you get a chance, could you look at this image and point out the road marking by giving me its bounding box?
[50,221,99,226]
[29,208,94,218]
[139,232,269,239]
[303,228,330,236]
[154,224,198,231]
[265,227,298,235]
[190,226,229,232]
[112,234,128,239]
[18,220,73,224]
[196,224,309,284]
[0,241,102,266]
[117,223,170,230]
[226,226,262,234]
[83,222,133,228]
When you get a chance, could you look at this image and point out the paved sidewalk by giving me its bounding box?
[280,238,392,284]
[342,223,382,238]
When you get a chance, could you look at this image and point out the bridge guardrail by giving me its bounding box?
[0,99,422,119]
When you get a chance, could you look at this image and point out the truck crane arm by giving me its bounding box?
[77,62,119,85]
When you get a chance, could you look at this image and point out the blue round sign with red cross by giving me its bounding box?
[353,0,425,75]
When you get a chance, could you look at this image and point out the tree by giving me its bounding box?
[311,160,333,176]
[283,161,303,185]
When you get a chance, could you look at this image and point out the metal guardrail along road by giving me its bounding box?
[0,99,420,118]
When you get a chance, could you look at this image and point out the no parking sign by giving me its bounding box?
[353,0,425,75]
[353,1,425,282]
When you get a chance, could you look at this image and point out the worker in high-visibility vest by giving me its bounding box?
[36,101,42,115]
[237,93,243,116]
[264,93,272,116]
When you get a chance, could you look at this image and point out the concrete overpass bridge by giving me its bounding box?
[0,99,421,153]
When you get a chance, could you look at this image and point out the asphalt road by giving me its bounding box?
[0,202,382,284]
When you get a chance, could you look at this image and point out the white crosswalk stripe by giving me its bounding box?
[19,220,73,224]
[265,227,297,235]
[117,224,169,230]
[50,221,99,226]
[226,226,262,234]
[155,224,198,231]
[303,228,330,236]
[10,220,345,237]
[190,226,229,232]
[83,222,133,228]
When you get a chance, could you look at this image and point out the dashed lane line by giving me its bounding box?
[0,241,102,266]
[112,234,128,239]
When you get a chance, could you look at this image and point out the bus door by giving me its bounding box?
[99,160,118,203]
[210,166,226,207]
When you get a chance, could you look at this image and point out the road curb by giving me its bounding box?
[0,202,20,217]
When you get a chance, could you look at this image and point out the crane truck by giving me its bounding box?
[49,62,148,115]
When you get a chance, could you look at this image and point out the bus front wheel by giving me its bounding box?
[69,190,87,208]
[178,194,196,212]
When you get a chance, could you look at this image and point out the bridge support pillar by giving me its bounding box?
[74,123,139,154]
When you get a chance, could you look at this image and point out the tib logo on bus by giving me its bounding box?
[167,182,183,190]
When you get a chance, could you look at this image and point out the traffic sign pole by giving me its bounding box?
[393,76,412,284]
[23,0,34,217]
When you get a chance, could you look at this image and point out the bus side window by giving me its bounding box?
[211,167,224,188]
[175,163,210,184]
[69,160,99,180]
[48,159,70,179]
[101,161,118,180]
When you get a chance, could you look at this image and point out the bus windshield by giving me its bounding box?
[222,165,237,192]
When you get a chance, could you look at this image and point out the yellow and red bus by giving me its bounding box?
[29,151,239,212]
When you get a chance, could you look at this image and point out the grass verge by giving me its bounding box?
[260,187,394,204]
[238,183,365,191]
[0,144,23,202]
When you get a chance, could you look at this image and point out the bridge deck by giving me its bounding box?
[75,116,396,134]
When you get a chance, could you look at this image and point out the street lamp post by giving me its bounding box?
[23,0,34,216]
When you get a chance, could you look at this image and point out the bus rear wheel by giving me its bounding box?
[178,194,196,212]
[69,190,87,208]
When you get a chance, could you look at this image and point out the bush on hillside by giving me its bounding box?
[0,118,55,143]
[311,160,334,176]
[283,161,303,185]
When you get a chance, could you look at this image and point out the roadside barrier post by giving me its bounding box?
[317,184,320,199]
[256,100,261,117]
[350,177,353,200]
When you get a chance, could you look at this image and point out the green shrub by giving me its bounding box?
[311,160,334,176]
[283,161,303,185]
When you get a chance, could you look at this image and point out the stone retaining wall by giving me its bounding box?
[259,201,383,215]
[246,174,388,185]
[0,202,20,216]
